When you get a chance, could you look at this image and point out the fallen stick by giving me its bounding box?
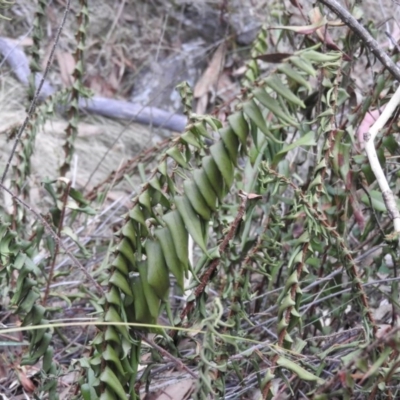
[0,37,187,132]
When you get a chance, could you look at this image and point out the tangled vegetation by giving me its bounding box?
[1,1,400,399]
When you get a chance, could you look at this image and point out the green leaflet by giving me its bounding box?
[277,64,312,91]
[299,49,341,63]
[103,345,125,376]
[22,304,45,326]
[243,99,271,138]
[181,130,202,148]
[289,56,316,77]
[131,276,153,323]
[105,326,119,343]
[106,285,122,306]
[81,383,97,400]
[109,270,133,297]
[277,356,324,383]
[228,111,248,146]
[278,292,296,318]
[128,205,148,235]
[17,290,40,314]
[193,121,212,138]
[62,227,90,258]
[138,190,151,213]
[145,239,170,300]
[184,180,212,221]
[272,131,316,165]
[30,326,46,347]
[29,332,52,361]
[162,210,189,272]
[138,261,161,318]
[202,155,225,201]
[175,195,208,254]
[117,238,134,264]
[202,115,223,131]
[360,190,392,213]
[100,366,127,400]
[105,306,129,340]
[121,220,136,247]
[158,160,167,176]
[359,347,392,381]
[148,176,170,207]
[99,388,115,400]
[193,169,217,211]
[264,75,306,108]
[252,89,298,127]
[166,146,189,168]
[209,141,234,189]
[220,126,239,166]
[111,254,129,275]
[155,227,185,289]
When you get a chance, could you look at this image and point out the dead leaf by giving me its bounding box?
[194,43,226,98]
[56,51,76,87]
[289,0,303,9]
[15,368,36,393]
[108,66,120,92]
[248,193,263,200]
[216,72,237,102]
[309,8,352,60]
[255,53,293,63]
[376,324,392,338]
[195,93,209,115]
[232,65,247,77]
[86,74,117,97]
[272,20,327,35]
[155,379,194,400]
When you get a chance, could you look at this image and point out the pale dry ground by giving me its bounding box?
[0,77,154,186]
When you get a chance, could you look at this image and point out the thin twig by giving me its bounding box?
[1,0,71,184]
[0,182,104,295]
[317,0,400,82]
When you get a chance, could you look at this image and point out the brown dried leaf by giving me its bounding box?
[272,21,326,35]
[155,379,194,400]
[289,0,303,9]
[16,368,36,393]
[86,74,117,97]
[232,65,247,77]
[255,53,293,63]
[216,72,238,102]
[309,8,352,60]
[194,43,226,98]
[56,51,76,87]
[195,93,209,114]
[247,193,263,200]
[108,66,120,91]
